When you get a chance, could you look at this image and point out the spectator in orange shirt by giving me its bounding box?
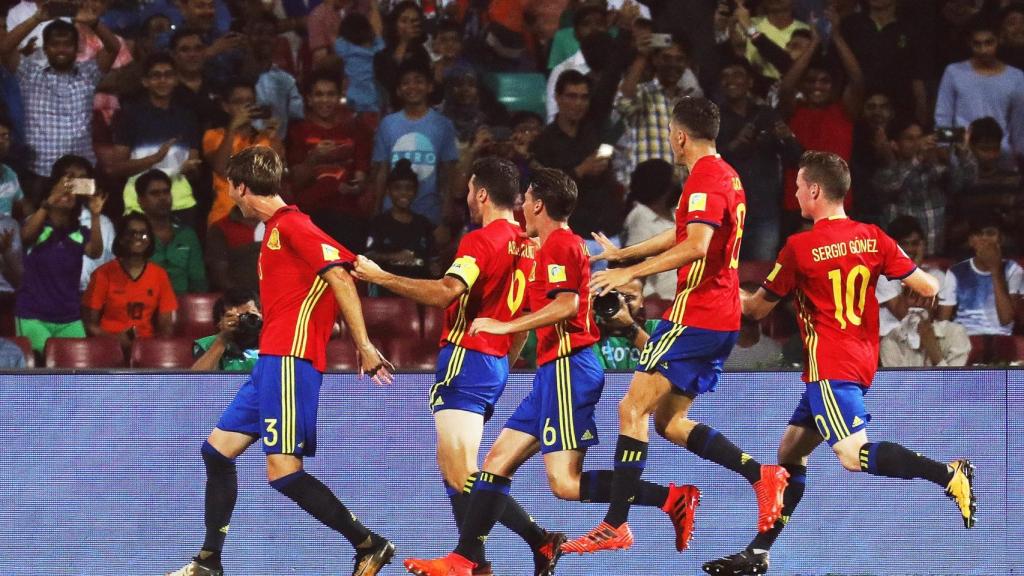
[202,81,285,227]
[82,213,177,351]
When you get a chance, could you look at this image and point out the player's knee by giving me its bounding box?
[618,396,642,425]
[835,449,861,472]
[547,474,580,501]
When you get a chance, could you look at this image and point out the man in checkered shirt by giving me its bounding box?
[1,3,119,189]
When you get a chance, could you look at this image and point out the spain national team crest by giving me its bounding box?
[267,227,281,250]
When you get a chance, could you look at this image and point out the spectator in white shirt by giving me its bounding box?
[877,216,970,367]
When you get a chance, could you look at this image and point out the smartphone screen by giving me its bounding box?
[70,178,96,196]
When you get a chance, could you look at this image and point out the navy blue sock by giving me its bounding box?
[580,470,668,507]
[200,441,236,558]
[686,423,762,484]
[604,436,648,527]
[454,472,512,564]
[748,463,806,551]
[860,442,952,486]
[271,470,372,548]
[446,478,469,528]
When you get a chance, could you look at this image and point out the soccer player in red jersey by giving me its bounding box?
[401,169,699,576]
[563,97,789,555]
[167,147,396,576]
[702,152,976,576]
[353,158,557,576]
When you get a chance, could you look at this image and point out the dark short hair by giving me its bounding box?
[555,69,591,96]
[136,169,172,197]
[214,287,261,324]
[510,110,543,128]
[671,96,720,140]
[968,209,1002,235]
[397,59,432,84]
[50,154,94,180]
[435,17,462,37]
[170,27,205,51]
[387,158,419,189]
[226,146,283,197]
[339,12,373,46]
[719,56,756,78]
[790,28,813,41]
[573,4,606,30]
[114,213,157,259]
[220,79,255,101]
[528,167,578,222]
[629,159,677,207]
[799,151,851,201]
[43,19,78,46]
[471,157,519,208]
[966,15,999,39]
[969,116,1003,145]
[143,52,176,75]
[887,215,925,242]
[304,69,344,95]
[885,116,921,142]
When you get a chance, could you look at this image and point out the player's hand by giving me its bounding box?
[352,254,386,283]
[589,231,623,264]
[590,267,635,297]
[356,342,395,386]
[469,317,511,336]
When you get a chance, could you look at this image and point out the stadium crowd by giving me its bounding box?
[0,0,1022,369]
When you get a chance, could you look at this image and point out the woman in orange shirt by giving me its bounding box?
[82,213,178,351]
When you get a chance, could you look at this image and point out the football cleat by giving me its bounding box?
[353,537,396,576]
[561,521,634,554]
[403,553,474,576]
[662,483,701,551]
[752,465,789,532]
[945,459,977,529]
[165,558,224,576]
[532,531,566,576]
[702,549,770,576]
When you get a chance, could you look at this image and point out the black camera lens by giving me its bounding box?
[234,313,263,349]
[593,290,622,319]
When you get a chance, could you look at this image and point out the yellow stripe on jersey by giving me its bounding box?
[555,321,572,359]
[290,277,328,357]
[795,292,820,381]
[447,293,471,346]
[556,356,576,450]
[429,345,466,409]
[669,257,706,324]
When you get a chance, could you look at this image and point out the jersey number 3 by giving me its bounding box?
[827,265,870,329]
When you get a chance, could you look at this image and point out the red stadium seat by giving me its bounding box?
[176,293,221,340]
[44,337,124,368]
[967,335,988,365]
[643,298,673,322]
[385,337,438,371]
[2,336,34,368]
[991,335,1024,364]
[358,297,422,338]
[422,306,444,341]
[325,339,358,371]
[130,337,196,368]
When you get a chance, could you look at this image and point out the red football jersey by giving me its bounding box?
[442,219,535,357]
[762,217,916,386]
[258,206,355,371]
[530,228,600,366]
[666,155,746,331]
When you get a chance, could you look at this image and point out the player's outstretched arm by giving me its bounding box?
[902,268,940,299]
[322,266,394,385]
[469,292,578,336]
[352,255,467,308]
[589,229,676,264]
[590,223,713,296]
[741,287,779,321]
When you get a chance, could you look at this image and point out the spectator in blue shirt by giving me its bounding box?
[334,5,386,113]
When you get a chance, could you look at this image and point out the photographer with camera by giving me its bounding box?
[191,288,262,371]
[591,264,658,370]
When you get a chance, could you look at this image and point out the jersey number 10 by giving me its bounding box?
[827,265,870,329]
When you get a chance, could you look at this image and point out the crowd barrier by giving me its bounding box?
[0,369,1019,575]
